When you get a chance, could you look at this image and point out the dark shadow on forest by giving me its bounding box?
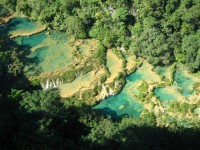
[85,125,200,150]
[0,89,89,150]
[0,12,43,92]
[1,94,199,150]
[0,7,200,150]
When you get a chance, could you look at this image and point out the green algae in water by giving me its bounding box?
[9,18,38,32]
[24,39,73,73]
[93,66,154,119]
[174,70,194,96]
[93,93,143,119]
[27,46,48,62]
[94,63,164,118]
[78,45,91,56]
[127,63,160,82]
[9,19,73,75]
[15,32,46,48]
[0,18,39,35]
[154,88,178,101]
[154,68,200,101]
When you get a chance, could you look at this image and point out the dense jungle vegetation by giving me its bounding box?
[1,0,199,71]
[0,0,200,150]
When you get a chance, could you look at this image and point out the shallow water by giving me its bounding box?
[95,64,200,118]
[3,17,200,119]
[0,17,42,36]
[14,28,73,75]
[154,88,178,101]
[127,63,160,82]
[8,18,38,33]
[59,71,96,98]
[4,18,98,77]
[0,18,72,75]
[94,63,161,118]
[174,70,195,96]
[15,32,46,48]
[154,67,199,101]
[5,17,100,78]
[105,50,123,84]
[93,93,143,119]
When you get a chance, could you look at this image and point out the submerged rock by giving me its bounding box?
[118,105,125,110]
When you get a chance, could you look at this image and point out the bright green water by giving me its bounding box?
[95,63,200,118]
[94,64,159,118]
[27,46,48,62]
[154,88,178,101]
[21,31,73,75]
[154,66,178,101]
[154,67,199,101]
[0,18,73,75]
[50,30,68,43]
[174,70,195,96]
[93,92,143,119]
[15,32,46,48]
[12,21,73,75]
[155,66,168,78]
[127,63,160,82]
[3,17,200,119]
[0,17,39,35]
[8,18,38,33]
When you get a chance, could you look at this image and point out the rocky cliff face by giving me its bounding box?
[96,82,120,100]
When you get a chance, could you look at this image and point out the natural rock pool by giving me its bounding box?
[95,64,200,118]
[154,88,178,101]
[153,68,200,101]
[0,17,46,37]
[94,62,161,118]
[2,17,200,119]
[15,30,74,75]
[174,70,197,96]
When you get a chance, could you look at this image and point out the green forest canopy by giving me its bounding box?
[0,0,200,72]
[0,0,200,150]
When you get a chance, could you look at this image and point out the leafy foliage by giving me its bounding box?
[1,0,199,71]
[0,1,200,150]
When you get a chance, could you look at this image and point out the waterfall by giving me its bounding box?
[41,78,64,90]
[100,84,113,100]
[41,82,45,89]
[53,80,56,88]
[56,78,59,85]
[45,79,49,89]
